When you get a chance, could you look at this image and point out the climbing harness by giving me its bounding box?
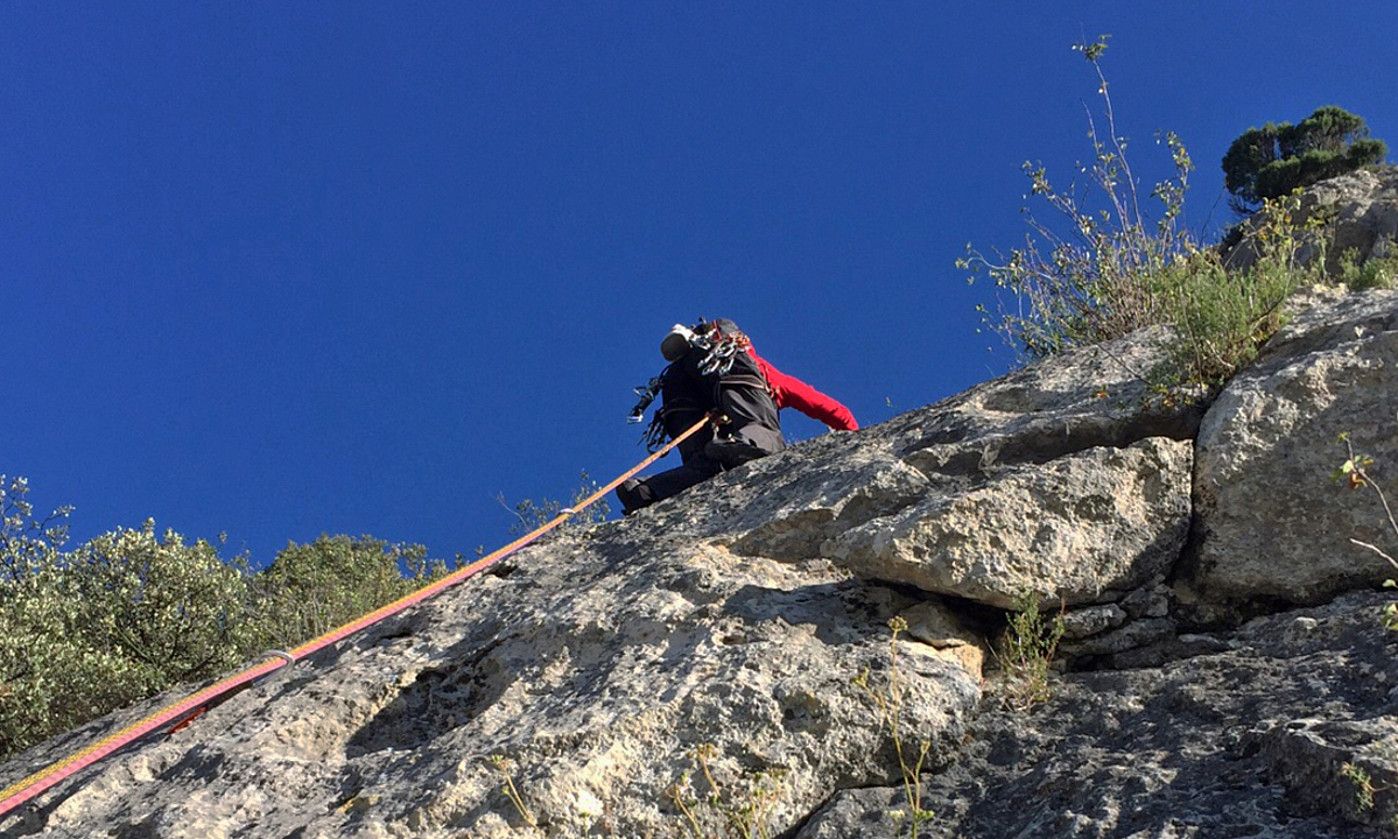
[0,415,713,821]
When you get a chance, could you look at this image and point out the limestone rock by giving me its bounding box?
[1060,603,1128,640]
[1059,616,1176,657]
[829,437,1193,609]
[898,600,987,680]
[0,536,979,838]
[1224,166,1398,274]
[1185,288,1398,610]
[1252,716,1398,830]
[794,786,910,838]
[1120,580,1170,619]
[1299,166,1398,271]
[802,593,1398,838]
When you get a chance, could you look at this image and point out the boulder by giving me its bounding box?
[1223,165,1398,274]
[828,436,1192,609]
[1299,166,1398,271]
[1184,288,1398,611]
[1059,603,1128,641]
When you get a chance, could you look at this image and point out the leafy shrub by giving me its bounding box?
[992,593,1065,712]
[0,489,254,757]
[1223,106,1387,214]
[1339,249,1398,291]
[959,37,1198,360]
[0,476,451,760]
[498,470,612,535]
[247,535,445,650]
[1148,194,1325,386]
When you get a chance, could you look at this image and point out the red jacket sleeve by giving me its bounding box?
[751,351,859,431]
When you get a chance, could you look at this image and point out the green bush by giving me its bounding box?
[0,476,451,760]
[0,484,254,757]
[247,534,446,649]
[498,470,612,536]
[1339,249,1398,291]
[993,593,1066,712]
[1223,106,1387,214]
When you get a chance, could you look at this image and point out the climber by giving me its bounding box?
[616,319,857,514]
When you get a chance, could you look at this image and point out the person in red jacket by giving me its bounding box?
[618,318,857,514]
[748,345,859,432]
[696,318,858,432]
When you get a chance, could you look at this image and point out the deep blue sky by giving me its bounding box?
[6,3,1396,566]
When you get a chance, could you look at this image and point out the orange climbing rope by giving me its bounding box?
[0,415,712,820]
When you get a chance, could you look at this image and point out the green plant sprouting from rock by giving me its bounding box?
[993,592,1067,712]
[1342,761,1378,813]
[488,753,539,828]
[666,743,786,839]
[960,35,1337,390]
[1334,431,1398,630]
[1338,250,1398,292]
[853,615,936,838]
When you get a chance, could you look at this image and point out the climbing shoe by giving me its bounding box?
[616,478,654,515]
[704,434,767,468]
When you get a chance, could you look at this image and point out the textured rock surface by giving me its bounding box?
[1,534,978,838]
[1225,165,1398,272]
[1300,166,1398,270]
[1185,288,1398,611]
[1060,603,1128,640]
[715,328,1204,584]
[831,436,1192,608]
[801,593,1398,838]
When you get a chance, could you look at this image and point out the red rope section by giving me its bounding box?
[0,415,711,819]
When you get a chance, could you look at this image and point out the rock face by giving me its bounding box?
[1185,287,1398,612]
[1225,165,1398,273]
[801,593,1398,839]
[4,261,1398,835]
[1299,166,1398,269]
[830,436,1192,609]
[1,539,979,838]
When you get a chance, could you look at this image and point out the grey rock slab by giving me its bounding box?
[1300,166,1398,272]
[1060,617,1176,658]
[1185,288,1398,610]
[659,328,1205,568]
[807,593,1398,838]
[1251,715,1398,830]
[1060,603,1129,640]
[1,529,979,839]
[1225,166,1398,274]
[794,786,911,839]
[1120,580,1171,619]
[828,437,1193,609]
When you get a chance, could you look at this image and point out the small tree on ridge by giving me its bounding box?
[1222,105,1387,214]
